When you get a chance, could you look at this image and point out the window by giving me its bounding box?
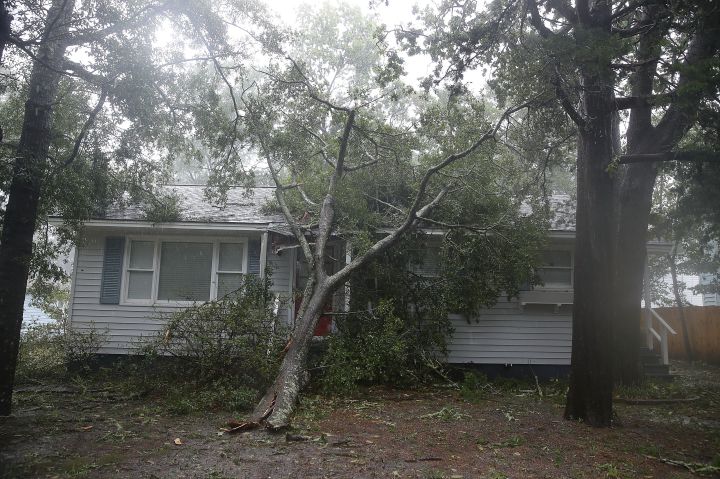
[408,246,441,278]
[158,242,213,301]
[217,242,245,298]
[536,250,572,289]
[127,241,155,300]
[123,237,247,304]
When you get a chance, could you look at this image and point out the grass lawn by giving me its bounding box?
[1,362,719,479]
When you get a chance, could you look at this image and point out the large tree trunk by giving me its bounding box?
[610,3,664,386]
[0,0,74,416]
[564,5,616,425]
[0,0,10,65]
[612,163,657,385]
[564,127,617,426]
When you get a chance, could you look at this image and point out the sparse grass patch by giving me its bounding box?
[420,406,470,421]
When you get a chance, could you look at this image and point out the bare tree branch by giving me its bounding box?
[62,87,108,167]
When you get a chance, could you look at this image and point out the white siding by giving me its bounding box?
[71,231,294,354]
[447,300,573,365]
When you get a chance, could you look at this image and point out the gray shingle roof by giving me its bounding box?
[100,185,577,232]
[102,186,285,224]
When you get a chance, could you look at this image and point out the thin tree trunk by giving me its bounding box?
[669,247,693,362]
[0,0,74,416]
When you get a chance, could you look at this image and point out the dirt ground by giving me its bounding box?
[1,362,719,479]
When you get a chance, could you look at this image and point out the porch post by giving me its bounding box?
[260,231,268,279]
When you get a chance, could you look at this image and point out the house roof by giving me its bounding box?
[93,185,577,232]
[101,185,286,225]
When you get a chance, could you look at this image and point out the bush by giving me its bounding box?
[320,299,443,394]
[141,274,287,408]
[16,321,106,382]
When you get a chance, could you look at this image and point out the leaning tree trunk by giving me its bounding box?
[252,280,334,429]
[0,0,74,416]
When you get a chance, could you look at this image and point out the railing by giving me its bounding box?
[643,269,677,365]
[645,307,677,365]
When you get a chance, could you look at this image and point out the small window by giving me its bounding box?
[127,241,155,299]
[536,250,572,288]
[217,242,245,298]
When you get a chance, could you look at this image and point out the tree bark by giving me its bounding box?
[564,1,616,427]
[612,163,657,385]
[0,0,10,65]
[0,0,74,416]
[564,126,616,426]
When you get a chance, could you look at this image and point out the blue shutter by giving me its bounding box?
[248,238,261,275]
[100,237,125,304]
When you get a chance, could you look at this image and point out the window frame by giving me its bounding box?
[121,235,249,306]
[534,248,574,291]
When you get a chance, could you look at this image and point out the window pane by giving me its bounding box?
[537,268,572,287]
[219,243,244,272]
[217,273,243,299]
[540,250,571,268]
[129,241,154,269]
[128,271,153,299]
[158,242,212,301]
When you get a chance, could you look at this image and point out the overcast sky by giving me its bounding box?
[263,0,487,91]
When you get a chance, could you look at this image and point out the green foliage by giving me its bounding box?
[142,191,185,223]
[321,300,418,394]
[143,274,286,389]
[16,322,106,382]
[162,378,258,415]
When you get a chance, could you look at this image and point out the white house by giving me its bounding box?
[59,186,672,375]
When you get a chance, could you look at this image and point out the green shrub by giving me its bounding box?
[16,321,106,382]
[141,274,287,410]
[320,299,442,394]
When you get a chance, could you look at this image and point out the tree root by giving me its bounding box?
[225,392,277,434]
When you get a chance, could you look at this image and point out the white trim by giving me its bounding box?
[121,235,249,306]
[54,218,275,232]
[67,247,80,326]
